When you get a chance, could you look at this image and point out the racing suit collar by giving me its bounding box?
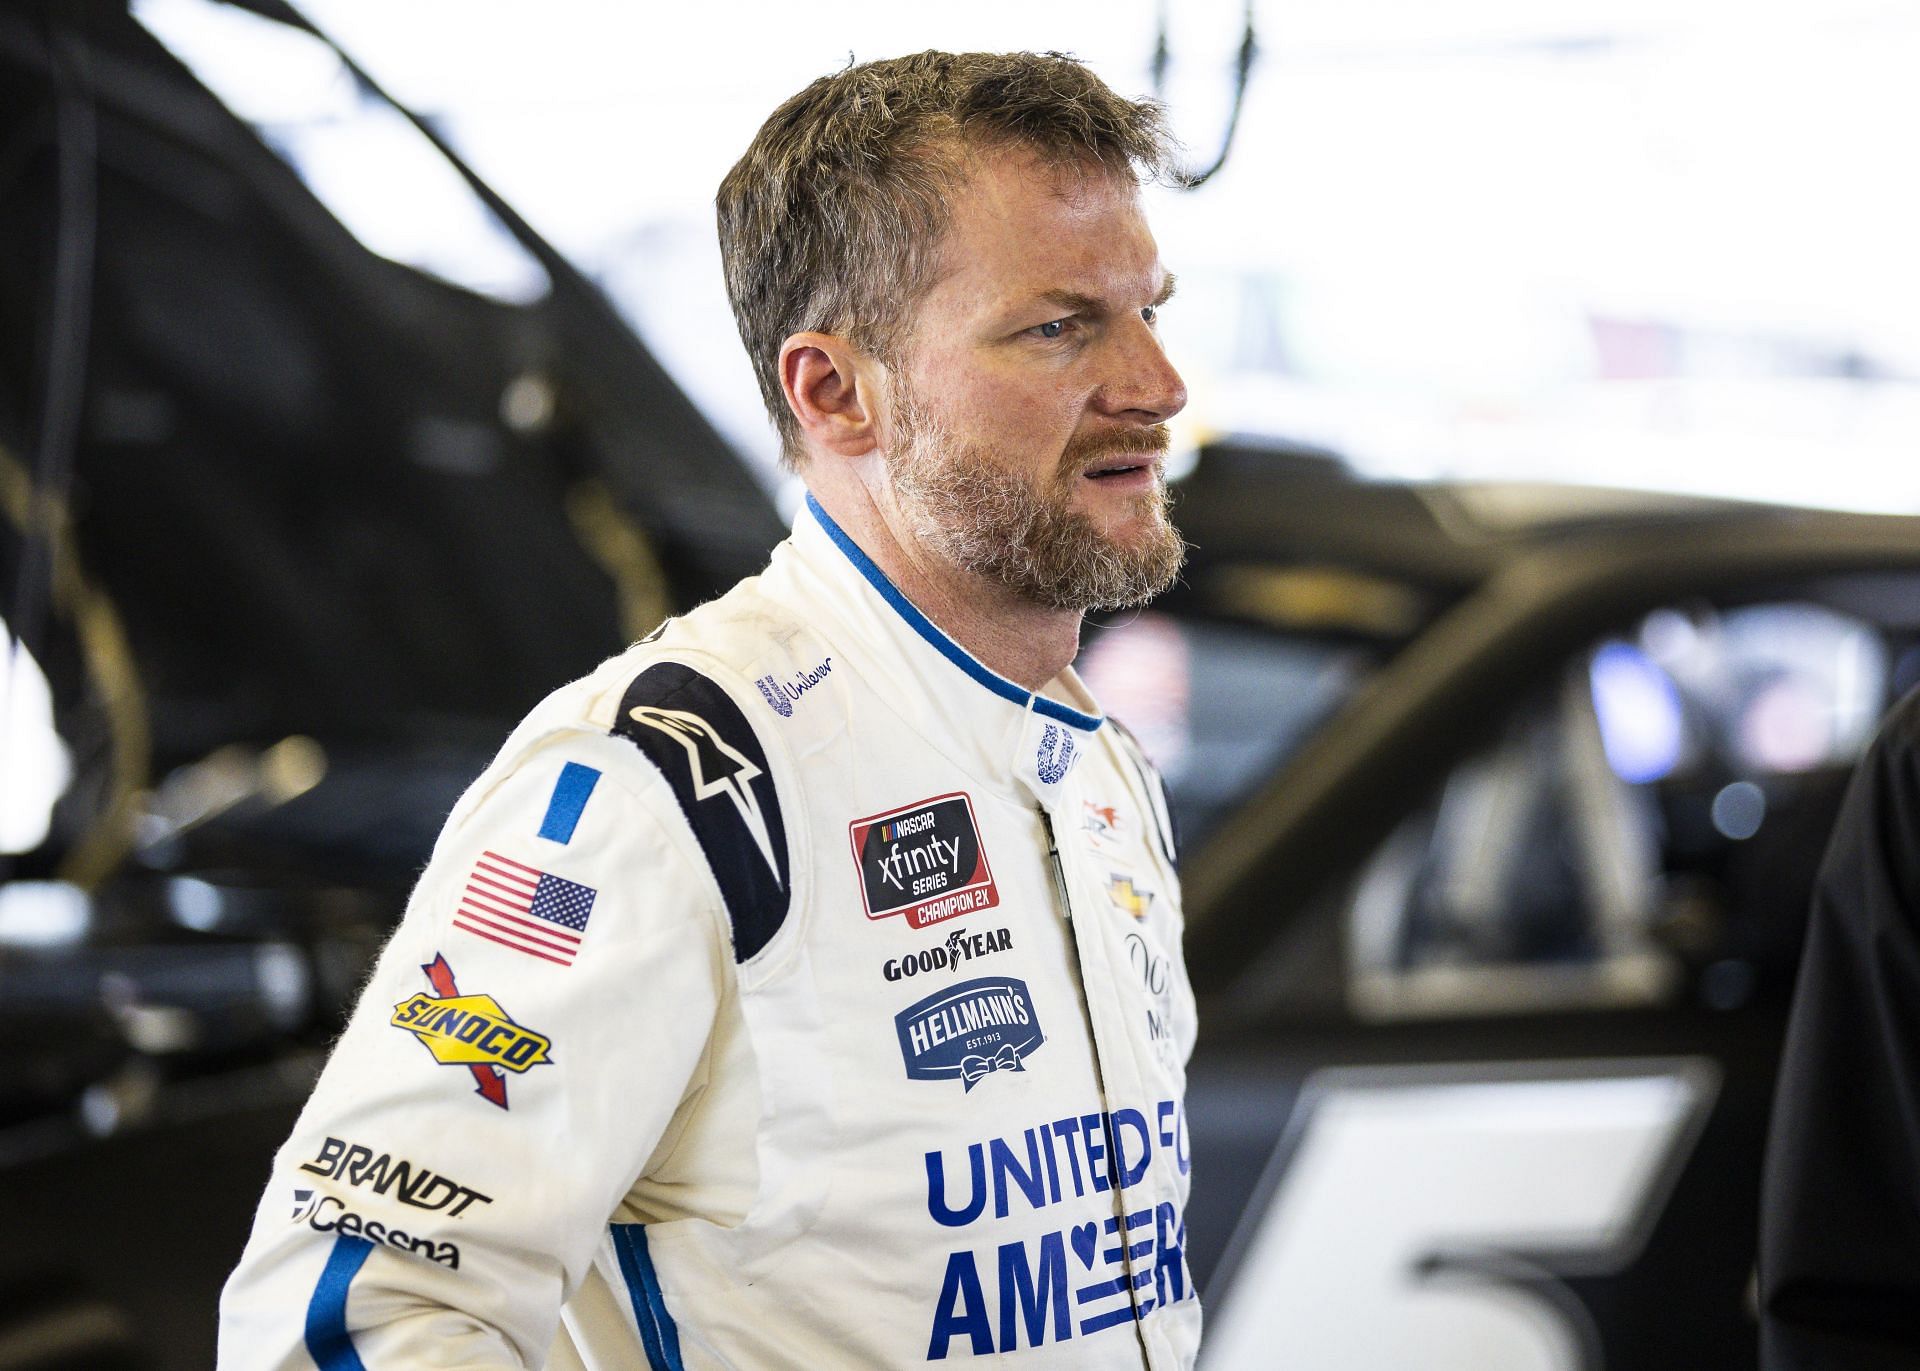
[763,496,1106,799]
[802,494,1102,729]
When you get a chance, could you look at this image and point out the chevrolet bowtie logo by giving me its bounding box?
[1107,874,1153,921]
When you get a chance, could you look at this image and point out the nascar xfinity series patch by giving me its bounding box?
[391,953,552,1110]
[850,792,999,929]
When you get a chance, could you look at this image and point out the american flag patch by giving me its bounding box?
[452,851,597,967]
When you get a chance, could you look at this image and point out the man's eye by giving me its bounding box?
[1035,319,1069,340]
[1141,305,1159,325]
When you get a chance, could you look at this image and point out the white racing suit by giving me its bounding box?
[218,495,1201,1368]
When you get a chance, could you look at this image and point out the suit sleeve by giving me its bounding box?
[1761,687,1920,1369]
[217,727,730,1368]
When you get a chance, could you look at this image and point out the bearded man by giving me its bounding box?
[221,50,1200,1369]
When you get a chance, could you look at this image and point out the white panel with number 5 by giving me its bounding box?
[1202,1060,1718,1371]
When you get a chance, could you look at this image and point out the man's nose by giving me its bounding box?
[1093,316,1188,425]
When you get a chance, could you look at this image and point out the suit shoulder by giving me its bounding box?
[603,654,793,965]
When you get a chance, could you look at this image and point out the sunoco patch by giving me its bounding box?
[849,792,998,929]
[391,953,552,1109]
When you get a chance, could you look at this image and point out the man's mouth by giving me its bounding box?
[1065,425,1172,486]
[1083,456,1159,481]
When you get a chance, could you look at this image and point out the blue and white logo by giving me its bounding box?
[896,976,1045,1091]
[756,657,832,718]
[1036,724,1077,785]
[755,676,793,717]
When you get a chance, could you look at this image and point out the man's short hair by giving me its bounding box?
[716,50,1175,466]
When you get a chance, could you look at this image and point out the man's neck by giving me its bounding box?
[808,486,1081,693]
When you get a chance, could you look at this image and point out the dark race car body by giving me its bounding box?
[0,3,780,1361]
[1114,447,1920,1370]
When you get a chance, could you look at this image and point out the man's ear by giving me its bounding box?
[780,333,880,458]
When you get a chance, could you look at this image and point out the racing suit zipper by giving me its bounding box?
[1039,805,1161,1368]
[1043,808,1072,919]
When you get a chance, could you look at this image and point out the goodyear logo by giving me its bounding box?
[392,954,551,1108]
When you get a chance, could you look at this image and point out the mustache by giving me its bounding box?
[1060,424,1172,474]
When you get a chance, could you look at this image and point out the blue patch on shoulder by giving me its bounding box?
[538,762,602,845]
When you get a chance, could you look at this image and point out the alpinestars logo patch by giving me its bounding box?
[625,704,779,875]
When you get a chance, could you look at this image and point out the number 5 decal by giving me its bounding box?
[1202,1059,1718,1371]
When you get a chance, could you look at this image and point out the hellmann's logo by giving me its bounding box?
[895,976,1045,1092]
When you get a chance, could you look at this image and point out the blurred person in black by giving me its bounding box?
[1761,684,1920,1367]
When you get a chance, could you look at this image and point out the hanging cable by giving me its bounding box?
[4,10,104,885]
[1153,0,1259,190]
[10,9,98,663]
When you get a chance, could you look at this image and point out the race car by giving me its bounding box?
[1096,445,1920,1370]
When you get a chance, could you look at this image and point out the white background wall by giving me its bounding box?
[137,0,1920,511]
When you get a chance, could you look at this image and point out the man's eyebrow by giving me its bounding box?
[1034,288,1105,315]
[1031,274,1179,316]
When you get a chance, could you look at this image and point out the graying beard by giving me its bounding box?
[889,403,1184,612]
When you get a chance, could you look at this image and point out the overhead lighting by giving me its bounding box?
[133,0,550,304]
